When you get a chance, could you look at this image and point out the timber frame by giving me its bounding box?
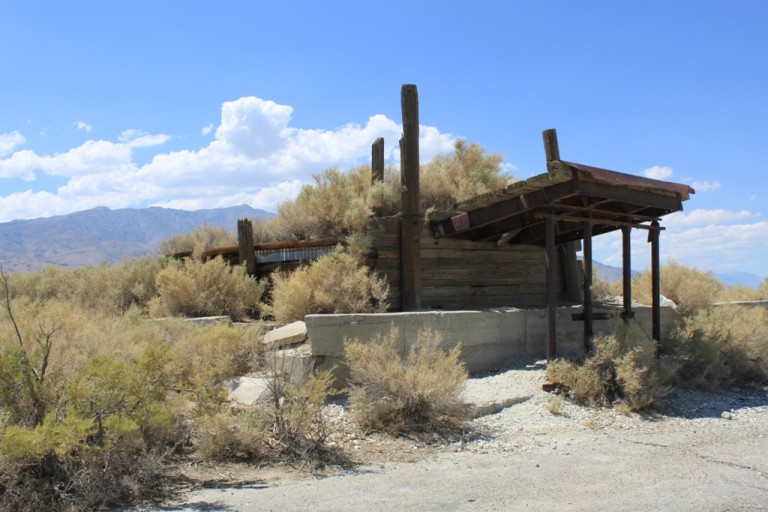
[373,86,694,359]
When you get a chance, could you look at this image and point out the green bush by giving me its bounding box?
[345,328,468,434]
[149,257,267,320]
[266,250,389,322]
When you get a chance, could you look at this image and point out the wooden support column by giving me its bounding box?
[582,221,594,353]
[371,137,384,217]
[622,226,632,318]
[649,220,661,353]
[560,241,583,303]
[542,129,560,162]
[237,218,257,276]
[545,216,556,360]
[400,84,421,311]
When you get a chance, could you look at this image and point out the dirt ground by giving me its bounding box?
[134,362,768,512]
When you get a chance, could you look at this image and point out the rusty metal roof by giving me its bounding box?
[430,160,695,246]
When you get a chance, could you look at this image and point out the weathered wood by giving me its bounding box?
[237,219,257,275]
[545,217,556,360]
[582,221,594,353]
[371,137,385,217]
[622,226,632,315]
[650,220,661,352]
[560,241,583,303]
[543,128,560,162]
[400,84,421,311]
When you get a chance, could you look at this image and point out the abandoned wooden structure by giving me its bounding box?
[365,85,694,359]
[180,84,694,359]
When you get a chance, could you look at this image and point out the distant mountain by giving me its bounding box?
[590,260,764,289]
[0,205,273,272]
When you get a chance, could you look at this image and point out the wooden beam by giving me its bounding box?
[545,216,556,360]
[371,137,384,217]
[237,218,257,276]
[649,220,661,353]
[582,221,594,353]
[622,226,632,317]
[400,84,421,311]
[543,129,560,162]
[560,241,583,303]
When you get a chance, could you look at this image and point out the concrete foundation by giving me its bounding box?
[306,305,680,382]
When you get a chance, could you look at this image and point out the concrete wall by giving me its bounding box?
[306,305,680,380]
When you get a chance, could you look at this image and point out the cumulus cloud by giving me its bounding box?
[0,131,25,157]
[201,124,214,136]
[75,121,92,133]
[0,96,460,222]
[690,180,721,192]
[642,165,674,180]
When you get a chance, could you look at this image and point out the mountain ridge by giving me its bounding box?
[0,205,273,272]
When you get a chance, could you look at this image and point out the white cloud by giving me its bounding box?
[689,180,721,192]
[0,131,25,157]
[75,121,92,133]
[591,217,768,276]
[0,96,461,222]
[201,124,213,136]
[663,209,758,228]
[642,165,674,180]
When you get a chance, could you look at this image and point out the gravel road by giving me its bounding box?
[142,360,768,511]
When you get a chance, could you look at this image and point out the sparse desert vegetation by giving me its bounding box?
[1,148,766,509]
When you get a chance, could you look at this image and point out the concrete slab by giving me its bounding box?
[263,320,307,348]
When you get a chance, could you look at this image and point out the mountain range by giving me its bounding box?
[0,205,272,272]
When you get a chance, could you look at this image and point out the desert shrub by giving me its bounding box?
[591,269,621,300]
[249,140,512,243]
[632,262,723,316]
[158,223,236,255]
[5,257,167,315]
[420,140,509,211]
[149,257,267,320]
[716,285,760,303]
[669,305,768,389]
[193,352,334,464]
[757,277,768,299]
[266,250,388,322]
[546,327,677,411]
[345,328,468,434]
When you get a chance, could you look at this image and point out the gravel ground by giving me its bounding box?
[142,359,768,511]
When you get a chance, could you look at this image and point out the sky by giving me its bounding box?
[1,1,766,278]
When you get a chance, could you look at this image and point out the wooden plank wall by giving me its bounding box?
[366,218,568,310]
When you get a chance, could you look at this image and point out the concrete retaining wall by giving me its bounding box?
[306,305,680,380]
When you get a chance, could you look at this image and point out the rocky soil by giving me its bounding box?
[142,359,768,511]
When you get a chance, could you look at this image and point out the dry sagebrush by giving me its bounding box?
[345,328,469,434]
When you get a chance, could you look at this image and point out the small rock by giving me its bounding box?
[721,411,733,420]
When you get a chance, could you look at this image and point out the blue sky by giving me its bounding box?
[1,1,766,277]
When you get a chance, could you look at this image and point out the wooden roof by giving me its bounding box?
[430,160,695,246]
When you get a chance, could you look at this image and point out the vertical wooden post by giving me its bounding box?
[371,137,384,218]
[400,84,421,311]
[582,221,594,353]
[543,129,560,162]
[545,217,556,360]
[621,226,632,319]
[560,241,583,303]
[237,218,257,276]
[649,220,661,353]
